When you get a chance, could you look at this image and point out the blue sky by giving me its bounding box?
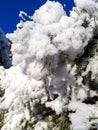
[0,0,75,34]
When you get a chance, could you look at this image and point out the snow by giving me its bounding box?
[0,0,98,130]
[19,11,32,21]
[68,101,98,130]
[0,29,12,68]
[46,98,64,114]
[34,121,48,130]
[32,1,65,25]
[74,0,95,15]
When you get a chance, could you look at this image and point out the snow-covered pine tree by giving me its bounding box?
[0,28,12,68]
[0,0,98,130]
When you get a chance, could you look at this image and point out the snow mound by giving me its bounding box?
[33,1,65,25]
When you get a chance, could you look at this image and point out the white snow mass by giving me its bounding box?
[0,0,98,130]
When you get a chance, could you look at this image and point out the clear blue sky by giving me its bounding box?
[0,0,75,34]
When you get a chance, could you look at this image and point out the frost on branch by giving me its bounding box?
[0,0,98,130]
